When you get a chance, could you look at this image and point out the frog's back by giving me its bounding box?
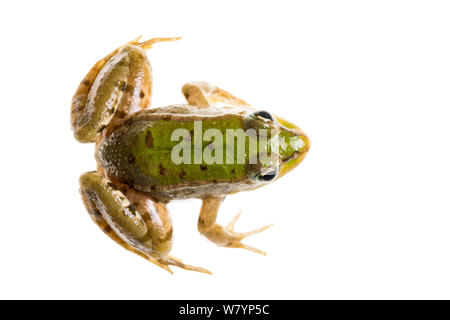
[96,104,256,201]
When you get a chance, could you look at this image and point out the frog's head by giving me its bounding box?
[245,110,310,184]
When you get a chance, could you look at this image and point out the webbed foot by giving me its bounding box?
[198,197,273,255]
[223,211,273,255]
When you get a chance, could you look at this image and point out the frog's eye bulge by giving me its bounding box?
[71,37,180,143]
[182,81,250,108]
[79,171,210,274]
[252,110,275,123]
[256,168,279,182]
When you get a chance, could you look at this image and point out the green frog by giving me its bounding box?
[71,37,310,274]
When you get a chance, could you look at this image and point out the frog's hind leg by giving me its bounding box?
[182,81,250,108]
[71,36,181,143]
[198,197,272,255]
[79,171,210,274]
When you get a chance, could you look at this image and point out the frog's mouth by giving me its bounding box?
[275,116,310,179]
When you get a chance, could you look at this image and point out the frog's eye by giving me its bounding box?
[252,110,274,122]
[256,168,278,182]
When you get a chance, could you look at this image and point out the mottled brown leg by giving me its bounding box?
[182,81,250,108]
[81,191,173,273]
[79,171,210,274]
[71,36,181,143]
[198,197,272,255]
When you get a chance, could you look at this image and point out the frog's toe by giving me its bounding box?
[227,242,267,256]
[198,197,273,257]
[159,256,212,275]
[225,211,273,256]
[225,210,273,238]
[225,210,243,233]
[147,257,174,274]
[135,36,182,50]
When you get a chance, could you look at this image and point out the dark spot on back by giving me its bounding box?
[200,164,207,171]
[116,110,127,118]
[97,125,106,133]
[107,105,117,114]
[118,80,127,92]
[73,104,84,112]
[128,154,135,164]
[125,84,133,93]
[140,90,145,98]
[107,182,118,190]
[82,79,90,86]
[159,164,167,175]
[145,131,154,148]
[125,205,137,217]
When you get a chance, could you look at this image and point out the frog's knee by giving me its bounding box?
[136,200,174,257]
[79,171,110,198]
[182,81,250,108]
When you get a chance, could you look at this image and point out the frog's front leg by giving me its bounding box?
[182,81,250,108]
[198,197,272,255]
[79,171,210,274]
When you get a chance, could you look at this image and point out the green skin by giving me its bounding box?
[72,38,310,274]
[96,105,307,202]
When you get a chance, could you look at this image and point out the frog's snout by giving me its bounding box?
[296,129,310,163]
[275,116,310,178]
[281,126,310,161]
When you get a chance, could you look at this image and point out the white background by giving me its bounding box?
[1,0,450,299]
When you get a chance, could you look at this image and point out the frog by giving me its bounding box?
[71,36,310,274]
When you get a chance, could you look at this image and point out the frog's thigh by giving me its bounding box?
[182,81,250,108]
[79,172,169,268]
[79,172,210,274]
[72,46,153,143]
[198,197,272,255]
[80,189,172,272]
